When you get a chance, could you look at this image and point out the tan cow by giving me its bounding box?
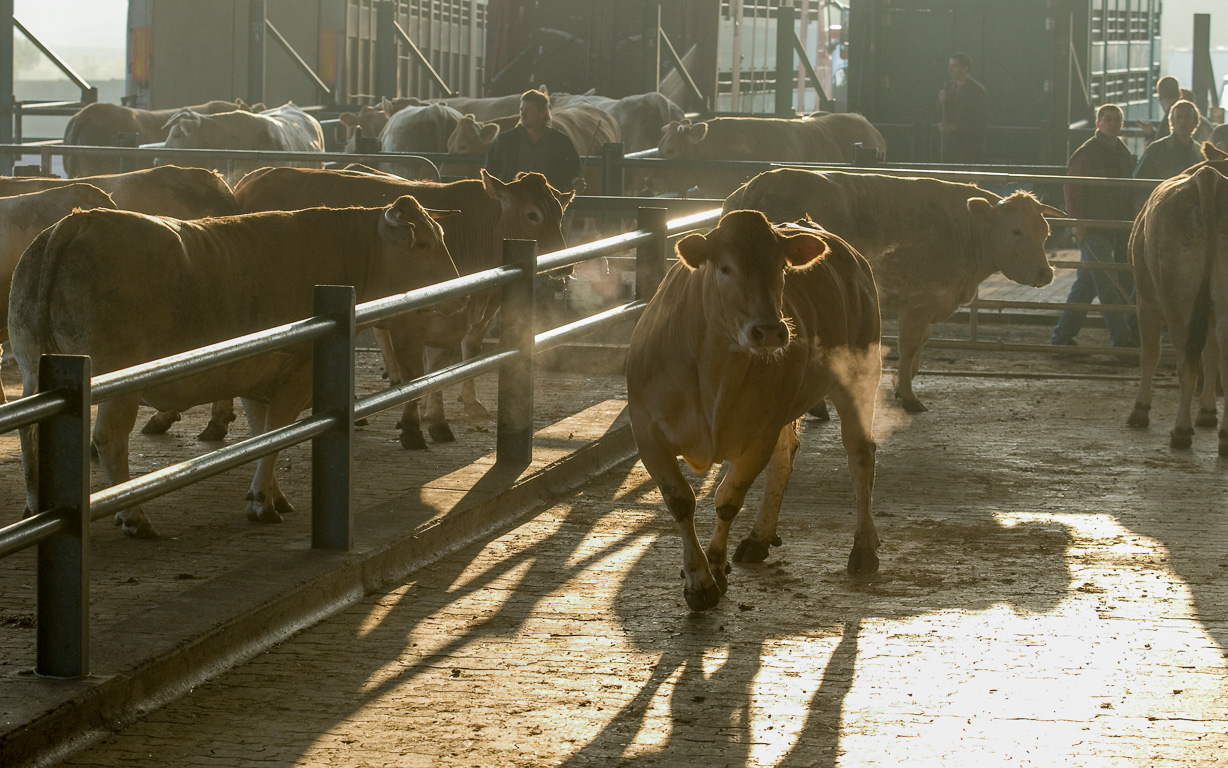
[560,91,685,153]
[1127,144,1228,450]
[652,113,887,198]
[233,166,573,449]
[62,99,246,177]
[627,210,882,611]
[725,168,1061,413]
[9,198,458,538]
[162,102,326,180]
[0,166,238,220]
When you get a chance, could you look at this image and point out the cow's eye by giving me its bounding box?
[718,265,733,276]
[526,210,542,224]
[1012,228,1023,236]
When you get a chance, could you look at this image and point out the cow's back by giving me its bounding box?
[806,112,887,161]
[381,103,463,153]
[726,169,985,305]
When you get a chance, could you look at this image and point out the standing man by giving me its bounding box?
[937,52,989,163]
[1051,103,1137,348]
[1134,100,1206,180]
[1136,77,1214,144]
[483,89,584,193]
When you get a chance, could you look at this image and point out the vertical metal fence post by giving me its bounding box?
[248,0,266,105]
[375,1,399,99]
[636,207,670,301]
[496,240,537,466]
[602,142,625,197]
[36,354,91,679]
[311,285,356,551]
[774,4,797,117]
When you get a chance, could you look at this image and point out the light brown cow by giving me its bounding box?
[652,113,887,198]
[725,168,1061,413]
[1127,143,1228,450]
[627,210,882,611]
[62,99,246,177]
[162,103,326,180]
[233,166,573,449]
[9,198,458,538]
[0,165,238,220]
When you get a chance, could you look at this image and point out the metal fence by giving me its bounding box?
[0,202,720,680]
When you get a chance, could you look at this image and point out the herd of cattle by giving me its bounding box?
[2,92,1225,611]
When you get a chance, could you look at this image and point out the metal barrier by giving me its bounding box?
[0,205,719,679]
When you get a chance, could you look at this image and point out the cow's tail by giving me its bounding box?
[29,213,94,356]
[1184,167,1221,363]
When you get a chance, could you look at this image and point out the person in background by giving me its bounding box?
[483,88,584,193]
[1136,78,1214,144]
[1051,104,1138,348]
[1134,100,1206,180]
[1211,123,1228,153]
[937,51,989,163]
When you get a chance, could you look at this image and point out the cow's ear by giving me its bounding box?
[689,122,709,142]
[381,97,396,116]
[1038,203,1066,217]
[338,112,360,128]
[675,233,708,269]
[479,122,501,143]
[966,197,994,220]
[662,121,679,135]
[481,168,508,199]
[553,188,575,210]
[426,208,462,221]
[778,231,830,267]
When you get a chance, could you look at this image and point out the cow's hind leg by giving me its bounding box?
[94,395,158,538]
[1128,295,1163,427]
[1196,333,1219,429]
[240,395,302,523]
[828,352,881,575]
[893,313,932,414]
[459,330,493,420]
[732,424,799,565]
[198,399,237,441]
[140,409,181,435]
[422,344,458,443]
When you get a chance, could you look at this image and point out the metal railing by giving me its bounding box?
[0,205,720,680]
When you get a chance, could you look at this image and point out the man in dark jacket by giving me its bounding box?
[483,89,583,193]
[937,52,989,163]
[1134,100,1205,181]
[1051,103,1137,347]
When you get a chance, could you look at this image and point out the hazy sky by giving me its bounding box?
[15,0,126,50]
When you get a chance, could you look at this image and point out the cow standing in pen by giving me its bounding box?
[725,168,1061,413]
[8,197,458,539]
[627,210,881,612]
[1127,143,1228,449]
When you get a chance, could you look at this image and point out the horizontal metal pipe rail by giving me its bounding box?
[0,205,718,678]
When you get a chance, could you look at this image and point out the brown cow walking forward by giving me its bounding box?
[725,168,1061,412]
[1127,144,1228,449]
[627,210,882,611]
[233,166,572,449]
[8,199,458,538]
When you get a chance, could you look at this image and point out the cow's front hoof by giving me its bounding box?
[400,429,428,450]
[141,410,180,435]
[428,421,456,443]
[847,545,879,575]
[1126,403,1150,427]
[116,512,159,539]
[197,419,229,442]
[732,535,782,563]
[896,392,928,413]
[1170,426,1194,449]
[463,401,493,420]
[807,400,830,421]
[274,496,295,516]
[1196,408,1218,429]
[684,582,722,612]
[245,503,284,524]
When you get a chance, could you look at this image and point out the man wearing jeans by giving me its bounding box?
[1051,103,1137,347]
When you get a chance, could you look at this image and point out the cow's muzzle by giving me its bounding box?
[741,319,790,352]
